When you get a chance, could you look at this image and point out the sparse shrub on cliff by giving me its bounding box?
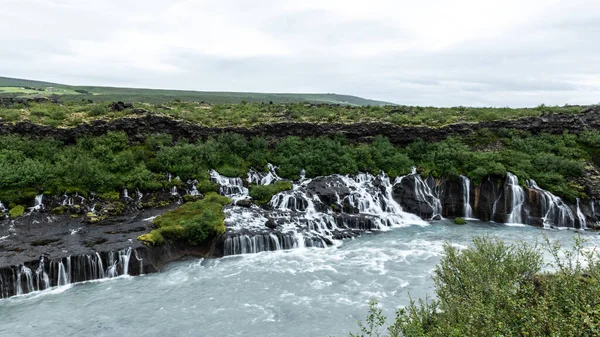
[138,192,231,246]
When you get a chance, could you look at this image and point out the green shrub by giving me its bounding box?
[9,205,25,218]
[453,217,466,225]
[249,181,293,204]
[350,236,600,337]
[138,192,230,246]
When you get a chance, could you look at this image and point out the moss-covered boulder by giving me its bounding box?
[51,205,69,215]
[454,217,467,225]
[249,181,293,205]
[9,205,25,218]
[138,192,231,246]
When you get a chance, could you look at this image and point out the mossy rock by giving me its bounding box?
[249,181,293,205]
[9,205,25,218]
[454,217,467,225]
[51,205,69,215]
[99,191,120,201]
[157,200,171,208]
[85,212,107,224]
[71,214,79,219]
[183,194,203,203]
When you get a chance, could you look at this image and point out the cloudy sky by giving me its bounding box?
[1,0,599,106]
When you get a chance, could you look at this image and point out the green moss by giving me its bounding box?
[99,191,120,201]
[51,205,69,215]
[454,217,467,225]
[138,192,230,246]
[249,181,293,205]
[9,205,25,218]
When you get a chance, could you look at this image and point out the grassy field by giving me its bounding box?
[0,76,392,105]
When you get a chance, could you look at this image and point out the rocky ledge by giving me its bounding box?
[0,107,599,145]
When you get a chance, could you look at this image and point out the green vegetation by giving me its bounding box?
[249,181,293,204]
[453,217,466,225]
[0,98,588,128]
[9,205,25,218]
[0,76,390,106]
[0,129,597,205]
[351,236,600,337]
[138,192,230,246]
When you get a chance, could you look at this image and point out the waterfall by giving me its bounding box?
[136,189,143,201]
[210,169,248,199]
[576,198,586,229]
[525,179,575,227]
[247,163,281,185]
[29,194,44,213]
[0,201,6,216]
[459,175,474,218]
[170,186,178,196]
[1,247,140,298]
[506,173,525,224]
[395,170,443,220]
[123,188,131,200]
[187,179,200,196]
[220,171,427,257]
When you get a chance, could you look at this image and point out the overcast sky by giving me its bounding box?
[1,0,599,106]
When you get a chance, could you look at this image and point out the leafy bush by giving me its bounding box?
[350,236,600,337]
[138,192,231,246]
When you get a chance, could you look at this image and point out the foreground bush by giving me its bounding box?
[351,236,600,337]
[138,192,231,246]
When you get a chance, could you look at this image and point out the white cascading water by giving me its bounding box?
[0,201,6,216]
[217,166,427,256]
[187,179,200,196]
[123,188,131,200]
[29,194,44,213]
[459,175,474,218]
[505,173,525,224]
[395,169,443,220]
[576,198,586,230]
[525,179,575,227]
[247,163,281,185]
[4,248,138,298]
[210,169,248,202]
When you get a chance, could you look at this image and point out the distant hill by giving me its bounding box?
[0,76,393,106]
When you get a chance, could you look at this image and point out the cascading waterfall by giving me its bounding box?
[210,169,248,200]
[1,248,139,298]
[459,175,474,218]
[526,179,575,227]
[29,194,44,213]
[576,198,586,229]
[395,170,443,220]
[0,201,6,216]
[218,169,427,256]
[123,188,131,200]
[506,173,525,224]
[187,179,200,196]
[247,163,281,185]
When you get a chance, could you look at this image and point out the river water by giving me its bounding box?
[1,220,598,337]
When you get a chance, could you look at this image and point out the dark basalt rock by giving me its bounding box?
[235,199,252,208]
[306,176,351,207]
[0,109,598,146]
[393,175,435,219]
[108,101,134,112]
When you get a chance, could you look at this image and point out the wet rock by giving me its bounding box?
[265,218,277,229]
[235,199,252,208]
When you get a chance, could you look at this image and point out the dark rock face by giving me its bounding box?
[0,109,599,145]
[473,176,504,221]
[393,176,436,219]
[305,176,351,209]
[108,101,134,112]
[440,178,464,218]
